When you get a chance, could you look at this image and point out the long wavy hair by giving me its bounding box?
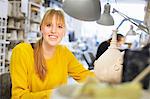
[34,9,65,81]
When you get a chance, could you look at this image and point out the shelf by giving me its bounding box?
[0,33,4,36]
[6,40,24,43]
[31,7,40,12]
[0,26,7,29]
[0,53,5,56]
[0,40,9,44]
[8,16,26,20]
[30,2,41,8]
[8,0,21,1]
[30,19,40,24]
[30,30,40,33]
[7,27,24,30]
[6,39,23,41]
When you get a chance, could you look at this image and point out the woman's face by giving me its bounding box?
[41,15,65,47]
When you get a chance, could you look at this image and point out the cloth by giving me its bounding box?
[95,41,110,60]
[122,43,150,89]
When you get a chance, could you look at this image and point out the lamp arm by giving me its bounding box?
[116,18,128,30]
[112,8,149,34]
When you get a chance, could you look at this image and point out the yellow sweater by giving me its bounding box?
[10,42,95,99]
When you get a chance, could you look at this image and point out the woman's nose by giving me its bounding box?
[51,25,56,33]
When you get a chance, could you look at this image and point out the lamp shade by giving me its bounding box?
[62,0,101,21]
[126,25,137,36]
[97,3,114,26]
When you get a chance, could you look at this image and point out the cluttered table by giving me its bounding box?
[51,65,150,99]
[51,78,150,99]
[142,90,150,99]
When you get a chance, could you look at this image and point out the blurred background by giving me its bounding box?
[0,0,150,98]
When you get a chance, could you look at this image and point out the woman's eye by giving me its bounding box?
[47,24,51,27]
[58,25,63,28]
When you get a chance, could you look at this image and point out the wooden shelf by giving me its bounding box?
[31,7,40,12]
[30,30,40,33]
[30,19,40,24]
[30,2,41,8]
[8,16,26,20]
[6,39,24,42]
[7,27,24,30]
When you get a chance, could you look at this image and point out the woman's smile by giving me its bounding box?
[48,34,58,40]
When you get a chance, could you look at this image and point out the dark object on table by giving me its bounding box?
[122,43,150,89]
[0,73,11,99]
[95,41,110,60]
[68,31,76,42]
[82,52,95,70]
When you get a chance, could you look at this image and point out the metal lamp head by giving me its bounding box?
[62,0,101,21]
[97,3,114,26]
[126,25,137,36]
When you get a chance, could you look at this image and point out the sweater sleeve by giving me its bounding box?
[65,47,95,83]
[10,43,52,99]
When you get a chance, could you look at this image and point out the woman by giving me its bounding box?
[10,9,95,99]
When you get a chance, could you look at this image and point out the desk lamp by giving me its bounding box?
[62,1,122,83]
[112,8,149,34]
[62,0,101,21]
[97,3,114,26]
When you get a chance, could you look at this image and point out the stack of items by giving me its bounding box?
[51,78,143,99]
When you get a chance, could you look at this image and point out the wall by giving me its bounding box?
[79,2,146,43]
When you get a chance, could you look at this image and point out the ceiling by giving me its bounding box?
[101,0,147,4]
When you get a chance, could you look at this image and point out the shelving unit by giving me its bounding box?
[0,0,9,74]
[4,0,27,70]
[27,1,41,43]
[7,0,26,41]
[7,0,42,43]
[6,0,43,41]
[0,0,43,74]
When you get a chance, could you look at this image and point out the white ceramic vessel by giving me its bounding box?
[94,30,123,83]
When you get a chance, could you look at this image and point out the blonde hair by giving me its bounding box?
[34,9,65,81]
